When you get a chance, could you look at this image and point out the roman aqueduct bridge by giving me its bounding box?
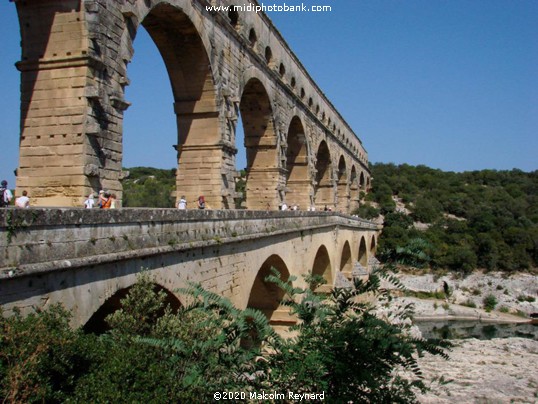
[3,1,380,328]
[13,0,371,211]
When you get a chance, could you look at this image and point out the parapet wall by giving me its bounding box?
[0,208,379,278]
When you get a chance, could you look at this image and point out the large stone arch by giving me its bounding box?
[136,3,221,208]
[246,254,293,326]
[83,282,182,334]
[349,165,359,213]
[285,115,311,210]
[239,77,279,210]
[336,155,348,212]
[313,141,333,210]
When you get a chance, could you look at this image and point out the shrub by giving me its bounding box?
[483,294,498,312]
[461,299,477,308]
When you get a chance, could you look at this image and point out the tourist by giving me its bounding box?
[102,192,113,209]
[281,202,288,211]
[110,193,117,209]
[15,190,30,208]
[1,180,13,207]
[197,195,206,209]
[98,190,106,208]
[84,193,95,209]
[178,195,187,210]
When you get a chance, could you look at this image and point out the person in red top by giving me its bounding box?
[197,195,205,209]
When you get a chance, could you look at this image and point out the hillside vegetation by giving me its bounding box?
[358,163,538,273]
[122,167,176,208]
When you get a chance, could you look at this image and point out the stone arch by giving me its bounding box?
[349,165,359,212]
[359,171,366,190]
[370,234,377,255]
[340,240,353,278]
[132,3,220,208]
[358,236,368,267]
[239,77,279,209]
[83,282,181,334]
[311,245,333,292]
[336,155,348,212]
[313,141,333,210]
[246,254,293,326]
[285,116,311,210]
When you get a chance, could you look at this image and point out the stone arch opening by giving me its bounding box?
[313,141,333,210]
[349,166,359,212]
[340,241,352,278]
[135,4,220,208]
[358,236,368,267]
[239,78,279,209]
[83,283,181,334]
[247,254,293,328]
[336,155,348,212]
[370,235,377,255]
[311,245,333,292]
[285,116,310,210]
[359,171,366,190]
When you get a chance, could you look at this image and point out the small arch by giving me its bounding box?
[370,235,377,255]
[84,283,181,334]
[300,88,305,99]
[279,62,286,77]
[358,236,368,267]
[316,105,320,115]
[340,241,352,277]
[264,46,272,64]
[249,28,257,46]
[290,76,296,88]
[308,97,313,107]
[312,245,333,291]
[228,9,239,27]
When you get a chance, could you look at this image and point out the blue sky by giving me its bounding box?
[1,0,537,188]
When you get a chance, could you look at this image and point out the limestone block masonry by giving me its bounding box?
[13,0,371,210]
[0,208,380,328]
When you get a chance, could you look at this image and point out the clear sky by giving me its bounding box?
[1,0,537,188]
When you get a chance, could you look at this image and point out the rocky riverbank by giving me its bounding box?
[389,271,538,402]
[415,337,538,403]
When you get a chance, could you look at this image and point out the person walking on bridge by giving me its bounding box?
[1,180,13,207]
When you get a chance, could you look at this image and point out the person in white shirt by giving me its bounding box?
[281,202,288,211]
[178,195,187,209]
[15,190,30,208]
[84,194,95,209]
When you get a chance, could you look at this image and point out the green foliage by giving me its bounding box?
[482,294,498,312]
[122,167,175,207]
[354,203,380,219]
[264,266,450,401]
[370,163,538,273]
[0,267,450,403]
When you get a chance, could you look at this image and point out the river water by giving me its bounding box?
[415,320,538,340]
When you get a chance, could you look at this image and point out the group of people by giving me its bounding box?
[1,180,30,208]
[177,195,206,210]
[84,190,116,209]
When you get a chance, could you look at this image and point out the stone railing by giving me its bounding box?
[0,208,380,278]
